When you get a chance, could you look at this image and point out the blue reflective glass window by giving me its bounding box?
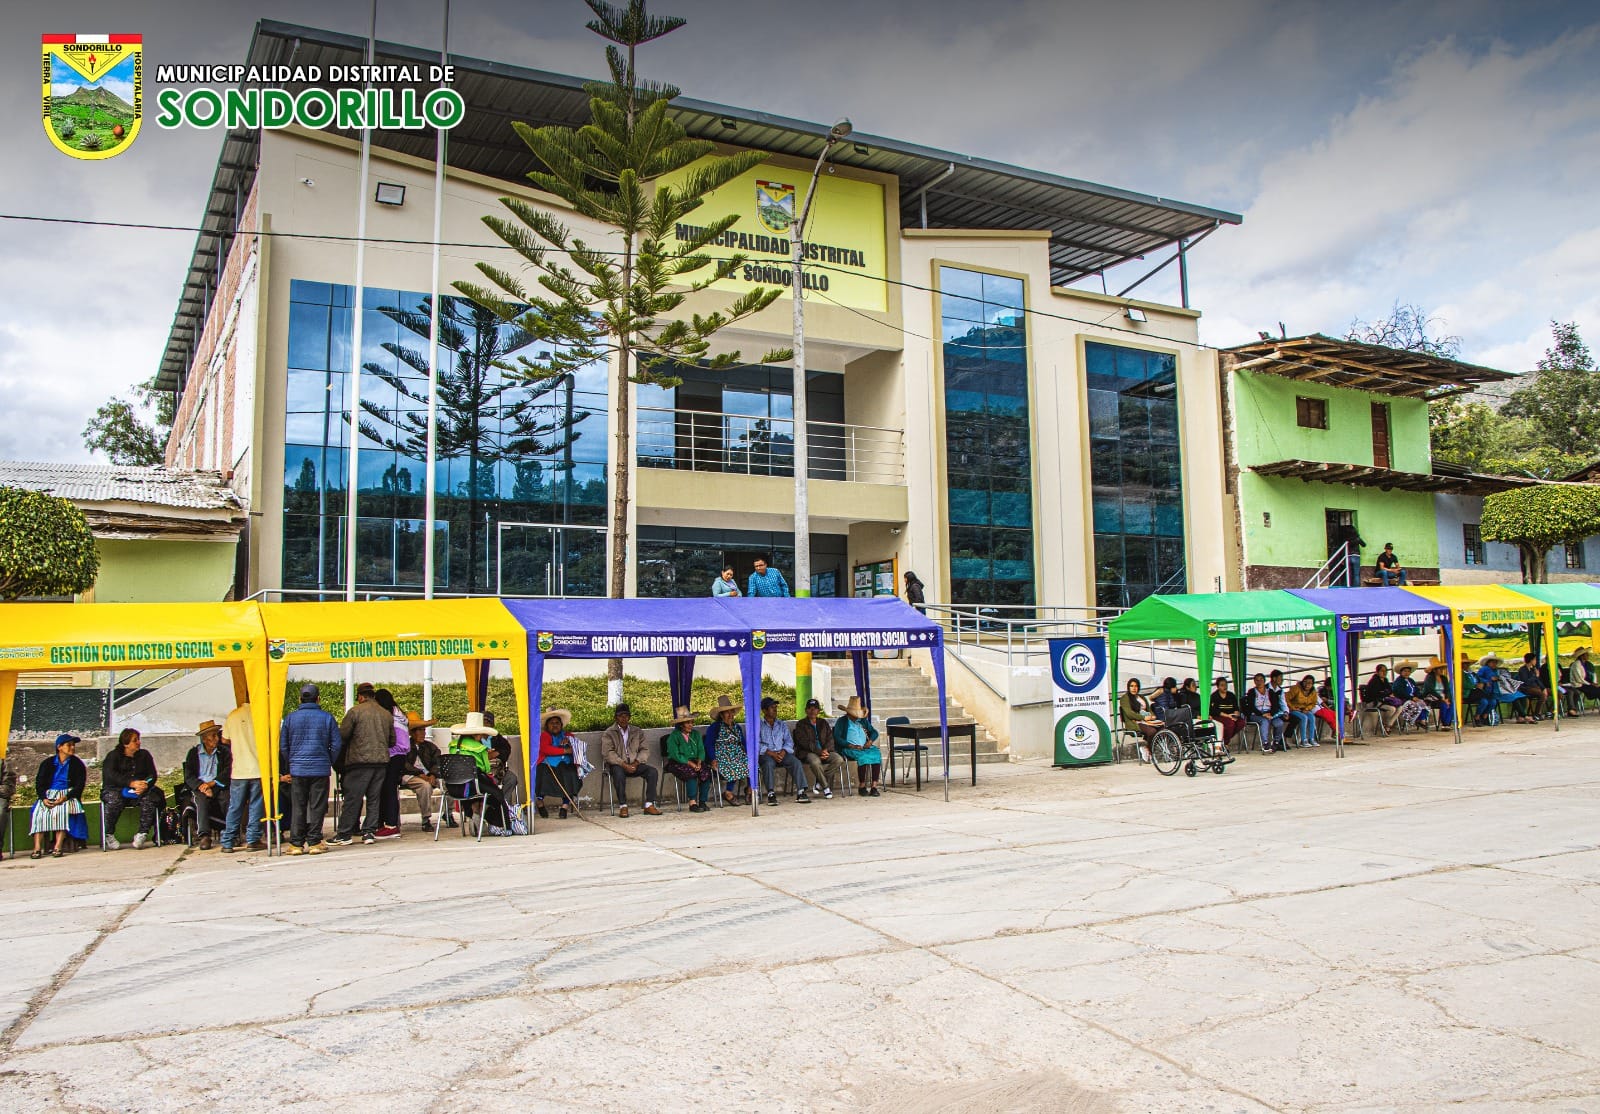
[982,273,1024,309]
[940,266,1034,605]
[288,303,330,371]
[991,491,1033,528]
[1083,340,1187,604]
[939,267,984,301]
[948,488,989,525]
[329,307,353,373]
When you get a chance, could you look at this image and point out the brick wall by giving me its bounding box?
[165,179,260,488]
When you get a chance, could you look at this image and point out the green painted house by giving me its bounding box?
[1219,336,1524,590]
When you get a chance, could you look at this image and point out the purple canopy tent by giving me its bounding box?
[712,596,952,799]
[1287,587,1459,751]
[500,598,762,812]
[501,596,952,813]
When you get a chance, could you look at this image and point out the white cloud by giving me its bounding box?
[1195,27,1600,366]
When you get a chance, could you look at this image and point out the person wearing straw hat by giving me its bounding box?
[182,720,232,851]
[599,703,661,818]
[535,708,582,820]
[704,693,748,806]
[1421,659,1455,728]
[447,711,516,835]
[1390,661,1428,731]
[1567,646,1600,705]
[663,706,714,812]
[400,711,439,832]
[1474,654,1530,724]
[834,695,883,796]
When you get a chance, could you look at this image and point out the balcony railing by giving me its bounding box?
[637,407,905,484]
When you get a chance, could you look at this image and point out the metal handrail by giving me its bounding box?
[1306,542,1355,589]
[636,407,905,484]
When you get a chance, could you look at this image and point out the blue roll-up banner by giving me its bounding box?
[1051,636,1113,767]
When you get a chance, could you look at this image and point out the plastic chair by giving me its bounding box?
[434,754,490,843]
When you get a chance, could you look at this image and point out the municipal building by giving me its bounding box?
[159,19,1243,621]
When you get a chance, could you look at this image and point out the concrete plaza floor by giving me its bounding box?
[0,722,1596,1113]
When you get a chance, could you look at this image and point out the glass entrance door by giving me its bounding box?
[497,523,607,596]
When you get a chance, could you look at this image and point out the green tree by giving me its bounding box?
[1501,322,1600,462]
[83,377,176,466]
[0,487,100,600]
[1481,484,1600,583]
[456,0,788,684]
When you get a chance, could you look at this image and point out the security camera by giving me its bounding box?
[299,177,315,187]
[889,526,902,535]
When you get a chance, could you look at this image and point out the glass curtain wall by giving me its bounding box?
[938,267,1035,606]
[282,280,609,596]
[1086,340,1185,607]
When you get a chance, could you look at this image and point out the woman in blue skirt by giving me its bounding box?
[834,696,883,797]
[30,734,87,858]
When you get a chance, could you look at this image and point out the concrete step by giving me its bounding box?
[866,659,1007,759]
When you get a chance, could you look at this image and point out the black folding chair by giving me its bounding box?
[435,754,490,843]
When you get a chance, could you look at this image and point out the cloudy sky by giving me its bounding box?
[5,0,1598,463]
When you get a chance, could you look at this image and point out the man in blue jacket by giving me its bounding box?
[746,556,791,598]
[279,683,342,854]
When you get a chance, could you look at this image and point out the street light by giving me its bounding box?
[791,117,851,711]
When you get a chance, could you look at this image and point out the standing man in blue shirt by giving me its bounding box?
[746,555,791,598]
[756,697,811,805]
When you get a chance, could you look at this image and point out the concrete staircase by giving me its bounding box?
[865,657,1008,764]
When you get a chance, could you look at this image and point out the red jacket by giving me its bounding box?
[538,731,575,762]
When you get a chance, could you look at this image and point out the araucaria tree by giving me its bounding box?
[0,487,100,600]
[458,0,788,684]
[1481,485,1600,583]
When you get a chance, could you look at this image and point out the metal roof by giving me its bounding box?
[0,462,244,512]
[1250,458,1534,496]
[1221,334,1515,401]
[155,18,1241,391]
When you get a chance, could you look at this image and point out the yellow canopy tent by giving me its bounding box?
[257,599,532,832]
[1408,585,1560,730]
[0,601,273,774]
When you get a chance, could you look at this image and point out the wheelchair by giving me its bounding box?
[1149,716,1233,778]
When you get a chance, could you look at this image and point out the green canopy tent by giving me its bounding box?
[1107,591,1341,751]
[1506,581,1600,676]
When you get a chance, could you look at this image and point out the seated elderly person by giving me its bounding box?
[756,696,811,806]
[30,734,87,859]
[1361,665,1400,733]
[1515,653,1550,719]
[662,706,713,813]
[1473,654,1530,724]
[446,712,516,836]
[600,702,661,818]
[536,708,582,820]
[791,698,842,798]
[400,712,439,832]
[183,719,232,851]
[1245,673,1288,752]
[101,727,165,849]
[834,696,883,796]
[1568,647,1600,705]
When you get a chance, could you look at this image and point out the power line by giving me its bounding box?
[0,210,1212,349]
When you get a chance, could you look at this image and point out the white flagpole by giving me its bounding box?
[422,0,450,720]
[343,0,377,710]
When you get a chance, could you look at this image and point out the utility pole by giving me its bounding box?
[791,118,851,711]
